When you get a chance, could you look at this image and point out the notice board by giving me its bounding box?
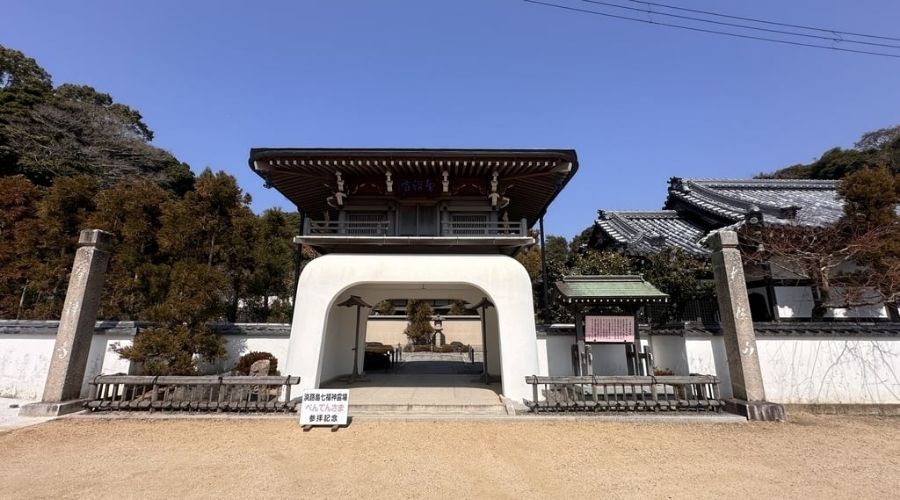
[585,315,635,343]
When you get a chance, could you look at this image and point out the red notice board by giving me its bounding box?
[585,315,635,343]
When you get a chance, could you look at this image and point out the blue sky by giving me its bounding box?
[4,0,900,238]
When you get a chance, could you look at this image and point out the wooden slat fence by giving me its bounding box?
[524,375,723,413]
[85,375,301,412]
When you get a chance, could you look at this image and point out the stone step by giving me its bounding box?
[350,403,509,416]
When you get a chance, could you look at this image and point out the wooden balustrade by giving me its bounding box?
[85,375,301,413]
[302,217,528,237]
[523,375,723,413]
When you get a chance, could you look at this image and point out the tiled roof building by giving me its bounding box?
[592,177,845,256]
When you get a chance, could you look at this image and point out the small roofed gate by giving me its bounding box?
[556,275,668,377]
[523,276,725,412]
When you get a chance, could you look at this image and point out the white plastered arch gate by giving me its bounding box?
[285,253,540,403]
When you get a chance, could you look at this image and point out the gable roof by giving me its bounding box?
[554,275,668,305]
[664,178,843,226]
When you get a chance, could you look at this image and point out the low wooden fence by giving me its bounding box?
[85,375,301,412]
[524,375,724,413]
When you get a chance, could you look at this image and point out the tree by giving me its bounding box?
[114,261,228,375]
[838,166,900,227]
[0,44,194,191]
[0,46,52,92]
[740,222,893,318]
[638,248,715,325]
[244,208,297,322]
[403,300,434,345]
[568,250,633,276]
[0,175,42,317]
[447,299,469,316]
[760,124,900,180]
[515,243,542,280]
[544,235,569,266]
[87,178,171,319]
[372,300,395,315]
[22,175,98,318]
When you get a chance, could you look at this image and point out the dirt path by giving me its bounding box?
[1,413,898,499]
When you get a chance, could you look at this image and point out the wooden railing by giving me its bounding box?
[523,375,723,413]
[85,375,301,412]
[441,219,528,236]
[302,217,529,237]
[305,219,391,236]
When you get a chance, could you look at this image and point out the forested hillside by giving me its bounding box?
[758,125,900,180]
[0,45,308,329]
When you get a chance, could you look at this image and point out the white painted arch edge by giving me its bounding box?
[286,253,539,402]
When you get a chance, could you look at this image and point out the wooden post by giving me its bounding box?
[480,303,489,384]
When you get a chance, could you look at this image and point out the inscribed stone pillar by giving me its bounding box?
[708,230,785,421]
[708,230,765,401]
[20,229,113,417]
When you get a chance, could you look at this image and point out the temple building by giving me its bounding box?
[249,148,577,402]
[591,177,900,323]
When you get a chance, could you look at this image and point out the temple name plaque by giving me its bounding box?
[299,389,349,426]
[585,315,634,343]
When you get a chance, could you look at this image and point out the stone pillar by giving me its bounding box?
[20,230,113,417]
[708,230,785,421]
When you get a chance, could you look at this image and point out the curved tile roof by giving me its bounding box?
[594,210,710,256]
[665,178,843,226]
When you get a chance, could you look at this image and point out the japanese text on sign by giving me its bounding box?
[585,315,635,343]
[299,389,349,426]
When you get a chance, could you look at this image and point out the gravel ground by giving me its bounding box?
[1,412,898,499]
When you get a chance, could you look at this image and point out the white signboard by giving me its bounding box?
[299,389,350,426]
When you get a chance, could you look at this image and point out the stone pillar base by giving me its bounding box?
[18,399,87,417]
[726,399,786,421]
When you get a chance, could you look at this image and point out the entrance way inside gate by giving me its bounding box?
[319,283,508,415]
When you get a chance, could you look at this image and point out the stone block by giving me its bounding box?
[19,399,87,417]
[726,399,786,422]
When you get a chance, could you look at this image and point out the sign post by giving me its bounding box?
[299,389,350,431]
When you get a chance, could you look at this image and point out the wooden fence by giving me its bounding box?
[85,375,301,412]
[524,375,724,413]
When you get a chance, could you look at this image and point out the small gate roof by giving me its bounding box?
[554,275,668,305]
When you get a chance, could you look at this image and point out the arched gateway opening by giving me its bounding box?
[284,254,539,403]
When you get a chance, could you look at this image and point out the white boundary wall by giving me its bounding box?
[0,328,291,400]
[537,333,899,404]
[4,324,899,405]
[756,337,900,404]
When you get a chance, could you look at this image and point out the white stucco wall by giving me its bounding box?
[364,317,482,348]
[0,330,291,400]
[537,335,659,377]
[649,336,689,375]
[757,337,900,404]
[0,333,134,399]
[774,286,888,319]
[287,254,539,402]
[4,324,898,406]
[685,337,733,399]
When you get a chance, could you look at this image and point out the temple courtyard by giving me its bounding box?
[1,412,898,499]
